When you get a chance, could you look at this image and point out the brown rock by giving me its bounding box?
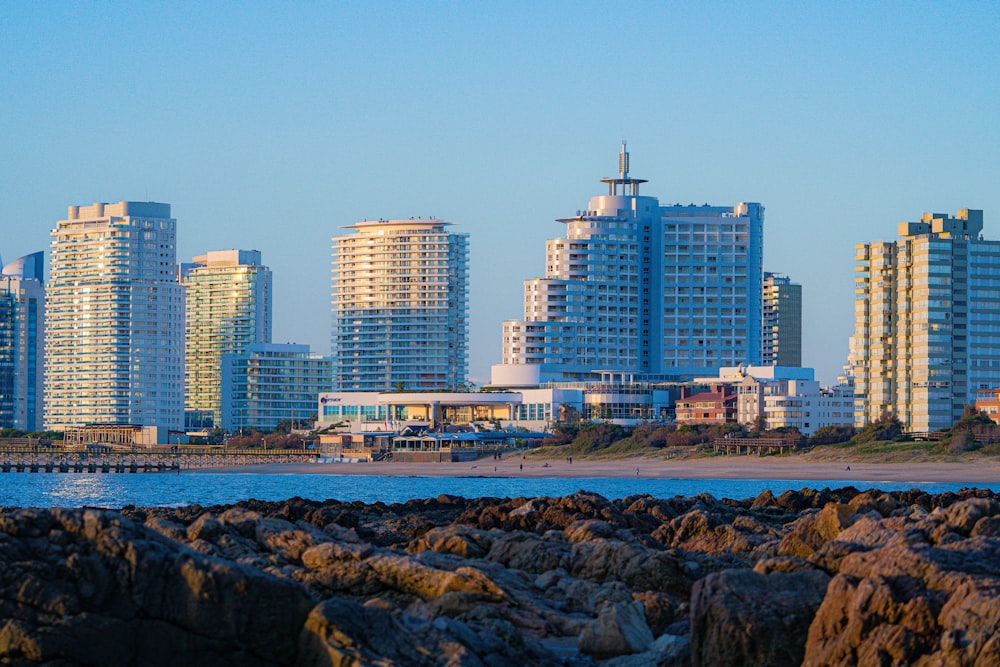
[803,540,1000,666]
[690,568,830,667]
[778,502,856,558]
[578,600,655,660]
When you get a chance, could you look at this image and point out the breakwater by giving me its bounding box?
[2,488,1000,665]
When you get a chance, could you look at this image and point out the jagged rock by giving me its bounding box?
[690,568,830,667]
[578,600,655,659]
[408,524,495,558]
[778,502,856,558]
[0,508,315,666]
[803,539,1000,666]
[5,487,1000,667]
[486,530,572,573]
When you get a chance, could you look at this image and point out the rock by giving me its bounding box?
[578,600,655,659]
[408,524,495,558]
[486,530,571,574]
[602,633,692,667]
[0,508,315,666]
[690,568,830,667]
[803,539,1000,666]
[778,503,856,558]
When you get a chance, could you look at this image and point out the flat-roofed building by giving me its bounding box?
[0,252,45,430]
[331,218,469,391]
[44,202,184,431]
[221,343,332,432]
[762,272,802,367]
[850,209,1000,432]
[180,249,272,429]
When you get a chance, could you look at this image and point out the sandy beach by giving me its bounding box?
[188,457,1000,485]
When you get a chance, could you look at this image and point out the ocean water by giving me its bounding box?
[1,471,998,509]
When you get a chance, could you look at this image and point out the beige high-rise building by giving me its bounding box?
[850,209,1000,433]
[762,272,802,367]
[331,218,469,391]
[179,250,272,429]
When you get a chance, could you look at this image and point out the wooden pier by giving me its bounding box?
[0,446,318,473]
[711,437,799,456]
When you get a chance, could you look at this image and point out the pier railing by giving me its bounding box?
[711,437,799,456]
[0,446,318,473]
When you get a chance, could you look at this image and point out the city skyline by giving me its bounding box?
[3,3,998,385]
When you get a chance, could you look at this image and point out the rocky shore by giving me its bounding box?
[2,487,1000,666]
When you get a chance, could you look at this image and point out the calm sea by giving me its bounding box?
[1,472,998,509]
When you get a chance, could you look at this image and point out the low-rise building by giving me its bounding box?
[675,384,738,425]
[221,344,333,432]
[976,389,1000,424]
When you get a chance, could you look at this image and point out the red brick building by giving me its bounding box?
[675,384,738,425]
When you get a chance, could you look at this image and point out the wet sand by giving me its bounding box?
[188,457,1000,484]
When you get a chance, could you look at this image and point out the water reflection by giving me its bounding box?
[1,472,998,509]
[45,474,120,507]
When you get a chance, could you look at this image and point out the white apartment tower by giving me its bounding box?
[494,144,763,385]
[179,250,272,429]
[850,209,1000,432]
[762,272,802,367]
[45,202,185,431]
[331,218,469,391]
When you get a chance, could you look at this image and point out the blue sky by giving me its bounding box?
[2,2,999,384]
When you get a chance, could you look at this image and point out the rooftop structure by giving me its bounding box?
[494,143,763,385]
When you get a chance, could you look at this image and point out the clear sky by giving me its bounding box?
[2,2,998,385]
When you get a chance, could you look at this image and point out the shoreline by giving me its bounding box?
[186,457,1000,484]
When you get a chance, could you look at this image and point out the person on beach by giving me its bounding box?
[635,467,640,476]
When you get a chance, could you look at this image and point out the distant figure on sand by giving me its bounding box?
[635,467,640,476]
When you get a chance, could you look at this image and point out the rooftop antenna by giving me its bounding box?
[601,139,646,197]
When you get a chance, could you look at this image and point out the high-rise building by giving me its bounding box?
[762,272,802,367]
[44,202,185,431]
[331,218,469,391]
[179,250,272,429]
[849,209,999,433]
[0,252,45,431]
[221,343,333,432]
[493,144,763,385]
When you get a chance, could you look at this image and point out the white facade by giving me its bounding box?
[850,209,1000,432]
[180,249,272,428]
[712,366,853,436]
[495,144,763,385]
[0,252,45,431]
[318,385,671,432]
[331,218,469,391]
[44,202,185,431]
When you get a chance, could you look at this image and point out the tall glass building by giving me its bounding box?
[762,272,802,367]
[850,209,999,432]
[179,250,272,429]
[331,218,469,391]
[494,144,763,385]
[44,202,184,431]
[0,252,45,431]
